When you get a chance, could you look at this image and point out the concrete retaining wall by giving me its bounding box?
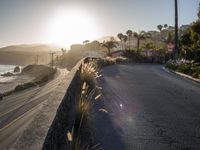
[42,59,86,150]
[13,60,85,150]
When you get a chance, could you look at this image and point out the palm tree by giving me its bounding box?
[126,30,133,50]
[142,42,155,50]
[123,35,128,50]
[61,48,67,55]
[117,33,124,50]
[167,31,173,43]
[157,25,163,32]
[101,37,118,56]
[141,42,156,56]
[133,31,152,51]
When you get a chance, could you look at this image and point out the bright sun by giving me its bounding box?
[46,8,99,47]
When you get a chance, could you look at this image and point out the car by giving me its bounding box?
[0,93,3,100]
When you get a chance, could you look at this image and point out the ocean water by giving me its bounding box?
[0,64,15,73]
[0,64,18,82]
[0,64,16,74]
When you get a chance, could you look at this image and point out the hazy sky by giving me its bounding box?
[0,0,199,48]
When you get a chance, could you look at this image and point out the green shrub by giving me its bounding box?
[191,66,200,79]
[166,63,179,70]
[14,82,37,92]
[97,56,130,68]
[97,57,116,67]
[115,57,129,64]
[123,50,148,62]
[176,64,192,74]
[3,90,13,97]
[166,60,200,79]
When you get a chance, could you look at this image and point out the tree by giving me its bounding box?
[166,31,174,43]
[141,42,156,57]
[157,25,163,32]
[189,29,200,62]
[133,31,152,51]
[117,33,124,50]
[142,42,155,50]
[180,28,200,61]
[61,48,67,55]
[180,29,194,60]
[126,30,133,50]
[164,24,168,29]
[178,3,200,62]
[101,37,118,56]
[83,40,90,45]
[191,21,200,35]
[156,45,167,62]
[123,35,128,50]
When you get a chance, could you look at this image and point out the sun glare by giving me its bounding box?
[46,8,99,47]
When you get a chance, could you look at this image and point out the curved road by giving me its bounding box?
[0,69,68,150]
[94,64,200,150]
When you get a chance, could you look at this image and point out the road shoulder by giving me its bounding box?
[12,70,71,150]
[162,67,200,84]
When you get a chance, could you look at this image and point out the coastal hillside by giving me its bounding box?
[0,44,60,65]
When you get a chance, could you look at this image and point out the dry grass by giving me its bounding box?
[67,62,102,150]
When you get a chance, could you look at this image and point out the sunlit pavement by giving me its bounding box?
[0,69,68,150]
[93,64,200,150]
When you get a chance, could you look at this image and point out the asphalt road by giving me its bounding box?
[0,69,68,150]
[94,64,200,150]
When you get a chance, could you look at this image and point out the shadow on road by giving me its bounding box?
[92,97,127,150]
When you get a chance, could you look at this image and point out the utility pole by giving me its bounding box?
[55,55,59,68]
[49,52,55,69]
[174,0,179,60]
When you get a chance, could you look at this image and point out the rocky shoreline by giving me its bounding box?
[0,65,56,97]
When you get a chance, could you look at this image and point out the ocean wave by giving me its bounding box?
[0,64,19,83]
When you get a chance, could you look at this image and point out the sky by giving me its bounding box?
[0,0,199,48]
